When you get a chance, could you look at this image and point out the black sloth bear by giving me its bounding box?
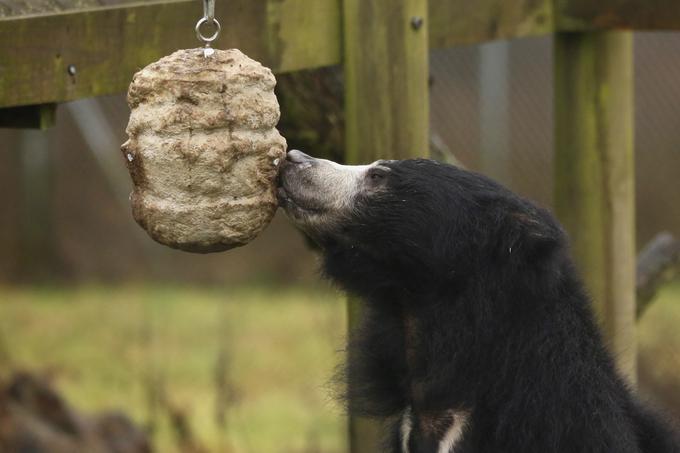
[277,150,680,453]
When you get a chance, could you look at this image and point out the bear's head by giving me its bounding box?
[278,150,565,298]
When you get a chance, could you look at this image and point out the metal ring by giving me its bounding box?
[195,17,221,44]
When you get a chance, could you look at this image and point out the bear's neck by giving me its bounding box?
[346,258,615,421]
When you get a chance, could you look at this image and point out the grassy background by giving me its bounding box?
[0,285,348,453]
[0,281,678,452]
[638,281,680,419]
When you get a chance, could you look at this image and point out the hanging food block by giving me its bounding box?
[121,48,287,253]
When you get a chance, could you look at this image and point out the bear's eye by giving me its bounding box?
[368,168,388,182]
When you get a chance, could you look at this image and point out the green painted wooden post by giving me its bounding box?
[554,31,636,382]
[343,0,429,450]
[16,110,57,281]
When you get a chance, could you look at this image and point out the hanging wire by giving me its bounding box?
[195,0,221,57]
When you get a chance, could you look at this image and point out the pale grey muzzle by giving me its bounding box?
[277,150,371,233]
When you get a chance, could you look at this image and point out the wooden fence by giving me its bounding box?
[2,0,680,451]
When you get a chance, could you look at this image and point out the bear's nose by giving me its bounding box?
[287,149,315,165]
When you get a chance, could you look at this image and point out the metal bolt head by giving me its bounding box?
[410,16,424,31]
[67,64,77,76]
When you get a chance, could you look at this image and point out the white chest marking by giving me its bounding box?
[438,411,469,453]
[401,407,413,453]
[400,408,469,453]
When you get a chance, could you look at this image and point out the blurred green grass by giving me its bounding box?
[0,281,678,452]
[638,280,680,417]
[639,280,680,361]
[0,285,348,453]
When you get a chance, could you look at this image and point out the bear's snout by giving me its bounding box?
[278,150,318,193]
[277,151,375,236]
[286,149,317,166]
[277,150,327,217]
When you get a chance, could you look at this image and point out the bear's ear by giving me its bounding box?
[511,211,551,239]
[508,210,562,256]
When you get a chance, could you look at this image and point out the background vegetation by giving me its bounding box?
[0,285,348,453]
[1,282,678,452]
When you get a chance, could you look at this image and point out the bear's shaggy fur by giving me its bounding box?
[279,154,680,453]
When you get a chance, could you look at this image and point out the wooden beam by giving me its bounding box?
[429,0,554,48]
[556,0,680,31]
[554,31,636,382]
[343,0,429,451]
[3,0,680,110]
[0,0,140,18]
[0,0,341,108]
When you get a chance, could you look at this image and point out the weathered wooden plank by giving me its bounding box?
[0,0,341,108]
[0,0,557,110]
[344,0,429,164]
[3,0,680,110]
[343,0,429,451]
[557,0,680,31]
[428,0,553,48]
[554,31,636,382]
[266,0,341,74]
[0,0,139,18]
